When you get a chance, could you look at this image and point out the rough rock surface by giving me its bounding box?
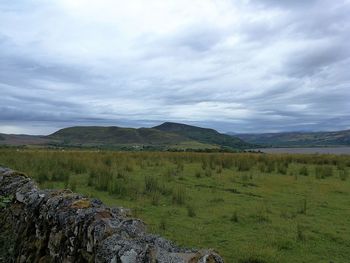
[0,167,224,263]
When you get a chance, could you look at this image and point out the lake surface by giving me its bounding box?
[253,147,350,155]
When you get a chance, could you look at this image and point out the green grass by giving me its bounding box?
[0,149,349,263]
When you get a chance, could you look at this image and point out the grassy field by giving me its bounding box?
[0,149,349,263]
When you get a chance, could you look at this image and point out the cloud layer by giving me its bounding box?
[1,0,350,134]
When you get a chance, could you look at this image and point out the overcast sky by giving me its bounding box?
[1,0,350,135]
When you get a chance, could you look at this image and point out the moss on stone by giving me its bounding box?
[71,198,91,209]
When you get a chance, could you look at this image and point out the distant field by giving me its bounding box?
[0,149,349,263]
[255,147,350,155]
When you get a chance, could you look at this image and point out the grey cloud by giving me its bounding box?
[0,0,349,134]
[169,26,224,52]
[253,0,319,9]
[283,42,349,77]
[289,3,350,39]
[220,114,350,133]
[0,50,97,89]
[137,24,225,62]
[0,106,72,122]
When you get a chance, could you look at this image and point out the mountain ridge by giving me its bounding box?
[0,122,252,150]
[48,126,189,145]
[153,122,252,149]
[234,129,350,147]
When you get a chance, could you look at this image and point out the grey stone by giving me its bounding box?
[0,166,224,263]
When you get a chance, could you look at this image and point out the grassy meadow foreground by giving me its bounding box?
[0,149,349,262]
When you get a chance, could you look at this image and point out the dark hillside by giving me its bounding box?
[48,126,189,145]
[0,134,51,146]
[153,122,252,149]
[235,130,350,147]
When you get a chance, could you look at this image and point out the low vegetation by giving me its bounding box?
[0,149,349,262]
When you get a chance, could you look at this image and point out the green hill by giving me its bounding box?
[48,126,190,146]
[235,130,350,147]
[153,122,252,149]
[1,123,253,150]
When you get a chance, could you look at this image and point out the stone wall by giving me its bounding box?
[0,167,224,263]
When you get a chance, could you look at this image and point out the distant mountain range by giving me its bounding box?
[0,133,51,146]
[233,130,350,147]
[2,123,349,150]
[0,122,252,150]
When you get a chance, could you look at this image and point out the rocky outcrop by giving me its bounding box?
[0,167,224,263]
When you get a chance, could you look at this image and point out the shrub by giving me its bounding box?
[266,161,275,173]
[230,210,239,223]
[117,171,127,179]
[241,174,249,186]
[257,163,267,173]
[68,159,86,174]
[315,166,333,179]
[172,186,186,205]
[108,178,126,196]
[165,167,178,180]
[210,197,225,203]
[159,218,167,231]
[299,166,308,176]
[158,182,172,196]
[37,171,49,184]
[339,169,348,181]
[237,159,252,172]
[63,174,70,188]
[103,157,112,167]
[87,171,95,187]
[323,166,333,177]
[239,257,267,263]
[277,163,287,175]
[50,169,66,181]
[176,162,184,172]
[252,207,270,223]
[0,195,13,208]
[201,161,208,170]
[205,169,212,177]
[124,163,134,172]
[69,178,77,192]
[144,175,159,193]
[126,183,142,200]
[186,204,196,217]
[222,158,234,169]
[95,168,111,191]
[297,199,307,215]
[151,191,161,206]
[296,224,306,241]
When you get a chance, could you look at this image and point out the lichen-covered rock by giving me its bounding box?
[0,167,224,263]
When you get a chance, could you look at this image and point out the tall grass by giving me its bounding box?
[0,149,349,262]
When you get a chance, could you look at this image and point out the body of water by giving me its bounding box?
[253,147,350,155]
